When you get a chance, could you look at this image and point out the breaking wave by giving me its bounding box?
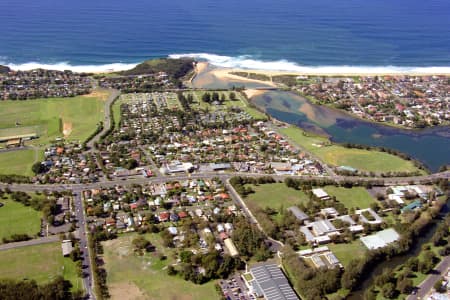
[2,54,449,74]
[169,53,450,74]
[2,61,139,73]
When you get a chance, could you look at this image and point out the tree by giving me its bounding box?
[132,236,152,252]
[381,282,397,299]
[167,265,177,276]
[397,278,413,294]
[32,162,47,174]
[434,277,446,293]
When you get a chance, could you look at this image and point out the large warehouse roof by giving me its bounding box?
[250,264,299,300]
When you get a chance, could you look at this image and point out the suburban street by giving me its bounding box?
[84,88,120,152]
[407,256,450,300]
[73,191,96,300]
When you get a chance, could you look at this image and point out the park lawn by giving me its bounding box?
[0,94,105,145]
[165,93,183,110]
[0,149,44,177]
[244,183,309,211]
[112,97,127,129]
[185,91,267,120]
[279,126,424,174]
[0,242,83,290]
[0,195,41,242]
[328,240,367,268]
[102,233,218,300]
[323,186,376,210]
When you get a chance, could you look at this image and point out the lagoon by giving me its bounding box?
[192,71,450,172]
[254,91,450,172]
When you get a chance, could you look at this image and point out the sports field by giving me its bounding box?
[0,93,105,145]
[323,186,376,210]
[244,183,309,210]
[0,194,42,242]
[103,233,218,300]
[0,242,83,290]
[0,149,44,177]
[279,126,424,174]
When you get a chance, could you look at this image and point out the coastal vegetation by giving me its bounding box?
[119,58,194,79]
[279,125,425,174]
[0,65,10,73]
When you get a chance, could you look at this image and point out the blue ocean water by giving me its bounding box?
[0,0,449,71]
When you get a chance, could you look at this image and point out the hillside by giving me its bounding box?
[119,58,194,79]
[0,65,11,73]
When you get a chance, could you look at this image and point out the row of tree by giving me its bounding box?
[0,276,83,300]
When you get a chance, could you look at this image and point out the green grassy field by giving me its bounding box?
[0,94,105,145]
[323,186,376,209]
[0,242,83,290]
[279,126,424,174]
[244,183,309,210]
[102,233,218,300]
[328,240,367,268]
[186,91,267,120]
[0,194,42,242]
[0,149,44,177]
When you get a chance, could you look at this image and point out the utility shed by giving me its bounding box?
[250,264,299,300]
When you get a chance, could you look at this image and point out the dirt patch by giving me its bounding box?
[81,90,109,101]
[109,282,146,300]
[62,122,72,137]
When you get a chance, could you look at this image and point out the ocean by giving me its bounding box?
[1,0,449,72]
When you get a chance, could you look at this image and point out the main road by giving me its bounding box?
[73,191,96,300]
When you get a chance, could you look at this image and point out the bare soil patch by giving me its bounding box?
[109,282,146,300]
[82,90,109,101]
[62,122,72,137]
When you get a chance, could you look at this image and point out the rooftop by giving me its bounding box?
[250,264,299,300]
[360,228,400,250]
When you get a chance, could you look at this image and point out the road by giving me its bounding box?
[0,235,59,251]
[1,170,449,193]
[407,256,450,300]
[73,192,96,300]
[225,178,284,251]
[85,89,120,151]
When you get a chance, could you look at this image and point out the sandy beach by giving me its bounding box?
[195,62,450,79]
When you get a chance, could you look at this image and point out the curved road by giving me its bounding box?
[85,89,120,151]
